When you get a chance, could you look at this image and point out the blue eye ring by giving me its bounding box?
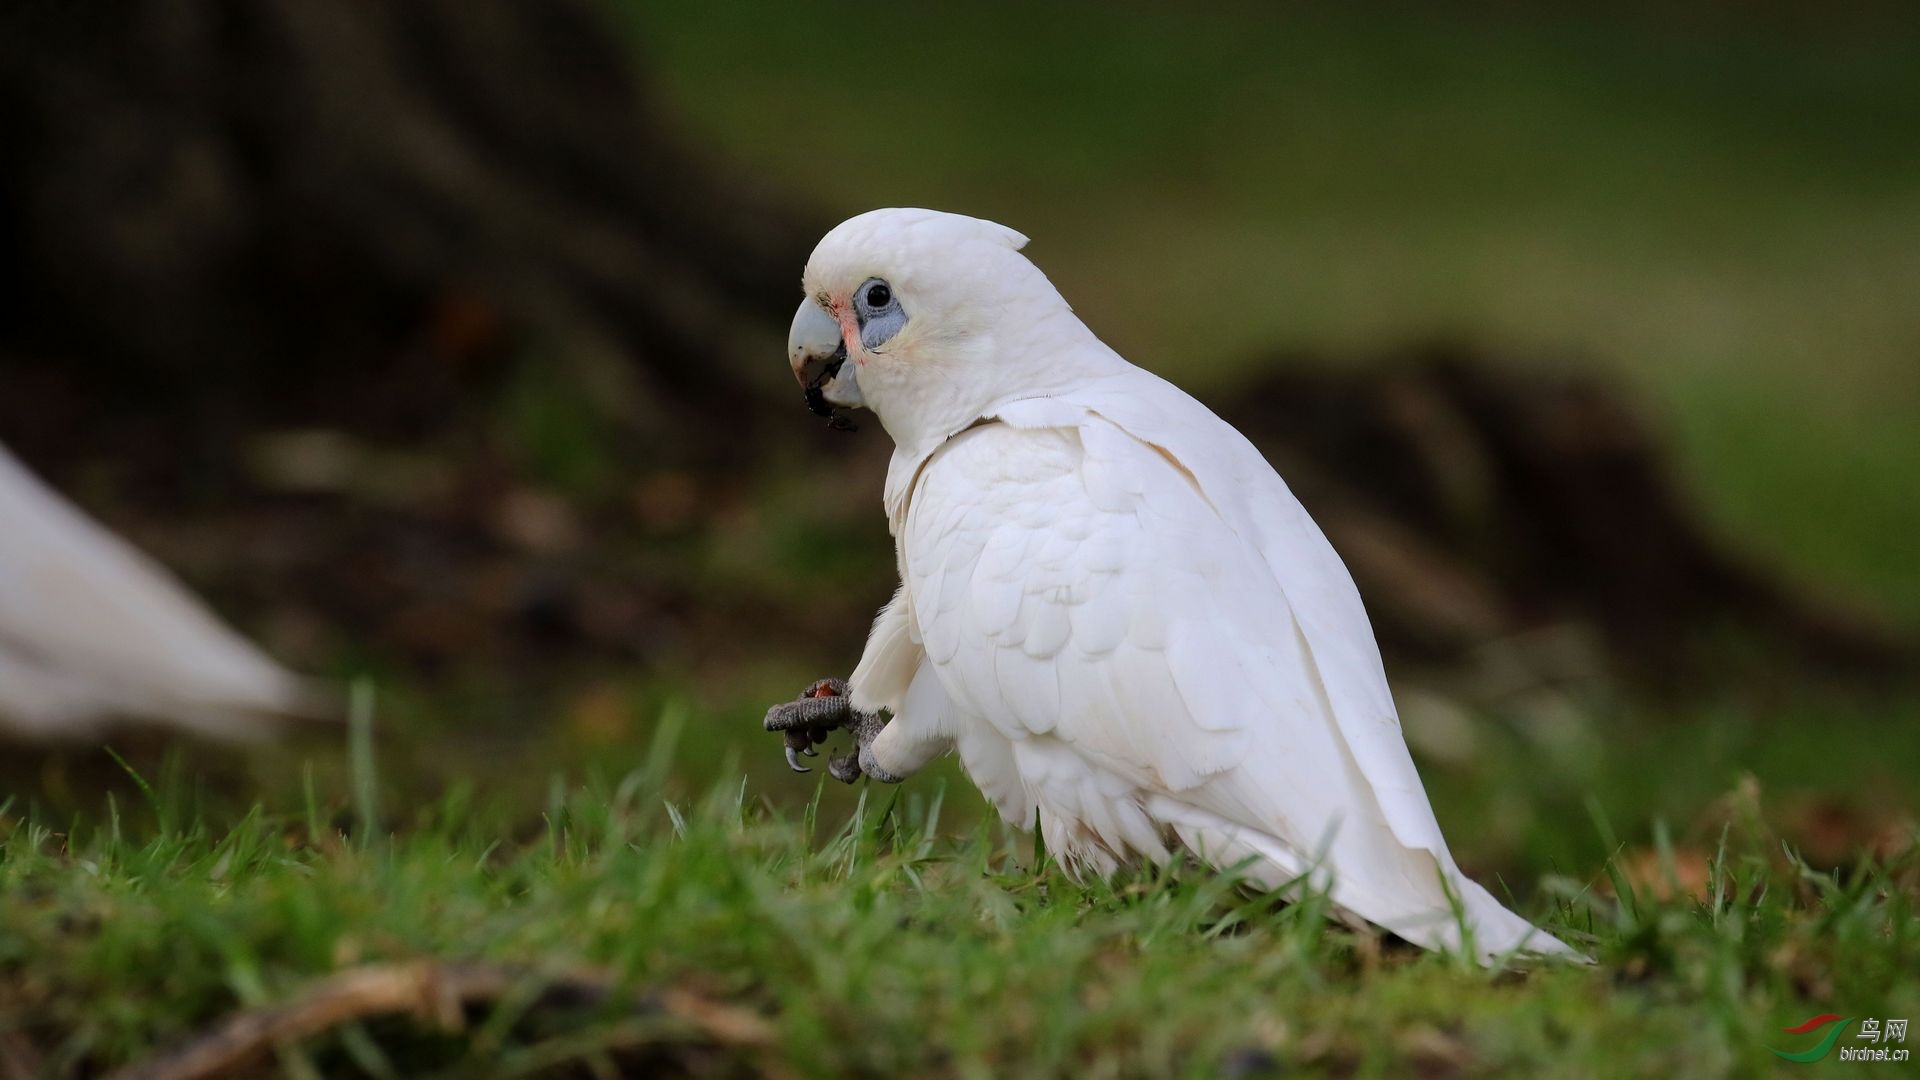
[852,277,907,351]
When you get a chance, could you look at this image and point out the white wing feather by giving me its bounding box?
[898,372,1575,960]
[0,444,318,738]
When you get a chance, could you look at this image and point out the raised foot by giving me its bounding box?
[763,678,898,783]
[763,678,848,772]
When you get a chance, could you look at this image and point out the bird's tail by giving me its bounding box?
[1150,795,1584,965]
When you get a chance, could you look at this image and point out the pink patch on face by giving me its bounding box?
[831,298,865,364]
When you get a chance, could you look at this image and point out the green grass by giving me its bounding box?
[2,702,1915,1078]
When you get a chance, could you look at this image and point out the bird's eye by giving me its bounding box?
[864,282,892,308]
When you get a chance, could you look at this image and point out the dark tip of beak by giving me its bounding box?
[803,385,859,432]
[803,384,835,418]
[799,342,857,432]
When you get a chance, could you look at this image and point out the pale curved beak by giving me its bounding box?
[788,299,864,409]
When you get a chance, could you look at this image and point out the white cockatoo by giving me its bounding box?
[764,208,1578,963]
[0,443,320,739]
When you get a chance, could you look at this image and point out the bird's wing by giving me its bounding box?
[903,418,1254,791]
[904,394,1572,958]
[1053,368,1454,853]
[0,445,319,738]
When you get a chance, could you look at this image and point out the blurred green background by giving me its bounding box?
[639,3,1920,622]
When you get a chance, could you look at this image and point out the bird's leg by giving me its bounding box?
[762,677,897,783]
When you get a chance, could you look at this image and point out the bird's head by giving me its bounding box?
[788,208,1097,452]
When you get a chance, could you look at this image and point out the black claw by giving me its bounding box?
[827,751,862,784]
[767,677,869,779]
[781,729,818,773]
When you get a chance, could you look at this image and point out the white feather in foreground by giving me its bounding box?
[795,208,1578,962]
[0,444,317,738]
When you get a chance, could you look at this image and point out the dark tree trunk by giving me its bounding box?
[0,0,814,469]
